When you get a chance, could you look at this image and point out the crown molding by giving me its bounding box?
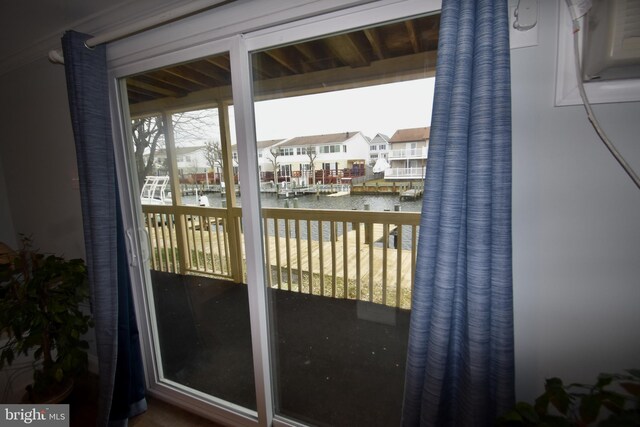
[0,0,198,77]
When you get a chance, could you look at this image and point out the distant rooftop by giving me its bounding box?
[389,127,430,143]
[278,131,362,147]
[150,145,205,157]
[257,139,285,150]
[371,133,390,142]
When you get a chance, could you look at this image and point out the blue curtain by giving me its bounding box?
[62,31,147,427]
[402,1,514,426]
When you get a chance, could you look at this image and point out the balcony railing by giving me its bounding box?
[388,147,428,159]
[384,167,426,180]
[142,204,420,309]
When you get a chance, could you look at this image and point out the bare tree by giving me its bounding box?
[306,145,317,185]
[269,146,281,183]
[204,139,224,184]
[132,109,220,189]
[132,116,164,188]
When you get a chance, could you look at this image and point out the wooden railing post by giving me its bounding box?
[219,102,244,282]
[364,204,372,245]
[163,111,190,273]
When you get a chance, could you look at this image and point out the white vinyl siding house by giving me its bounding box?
[386,127,430,180]
[272,131,370,185]
[147,146,209,177]
[369,133,390,163]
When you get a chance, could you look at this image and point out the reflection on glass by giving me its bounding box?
[124,52,256,411]
[252,13,439,427]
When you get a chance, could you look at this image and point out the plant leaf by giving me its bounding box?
[579,394,601,424]
[598,411,640,427]
[544,379,571,415]
[626,369,640,379]
[600,390,627,414]
[620,382,640,397]
[54,367,64,382]
[515,402,540,424]
[497,410,523,424]
[596,374,614,389]
[534,393,550,415]
[539,414,574,427]
[545,378,564,389]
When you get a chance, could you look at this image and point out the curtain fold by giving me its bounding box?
[62,30,147,427]
[402,1,514,425]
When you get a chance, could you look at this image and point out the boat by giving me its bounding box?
[140,176,171,205]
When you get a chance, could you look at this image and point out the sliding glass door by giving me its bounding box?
[248,13,438,426]
[109,1,441,425]
[119,51,257,414]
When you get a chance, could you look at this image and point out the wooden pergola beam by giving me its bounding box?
[325,33,370,68]
[364,28,385,61]
[128,50,437,117]
[265,47,301,74]
[404,20,421,54]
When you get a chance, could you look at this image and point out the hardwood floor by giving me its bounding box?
[129,398,225,427]
[69,374,225,426]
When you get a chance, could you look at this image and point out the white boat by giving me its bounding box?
[140,176,171,205]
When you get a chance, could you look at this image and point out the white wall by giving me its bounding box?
[511,1,640,402]
[0,59,85,259]
[0,56,98,391]
[0,153,17,248]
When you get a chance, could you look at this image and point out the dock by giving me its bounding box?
[399,188,423,200]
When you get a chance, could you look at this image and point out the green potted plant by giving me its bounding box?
[0,236,93,403]
[497,369,640,426]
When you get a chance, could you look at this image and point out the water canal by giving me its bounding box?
[179,192,422,250]
[184,191,424,213]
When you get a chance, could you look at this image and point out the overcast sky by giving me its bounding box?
[173,77,435,146]
[253,77,435,141]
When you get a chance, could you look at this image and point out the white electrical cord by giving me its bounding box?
[570,20,640,190]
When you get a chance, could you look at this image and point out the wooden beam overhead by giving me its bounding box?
[135,75,190,96]
[205,55,231,72]
[325,33,370,68]
[292,43,322,72]
[252,50,437,102]
[251,53,284,79]
[164,65,220,89]
[364,28,385,61]
[146,70,203,92]
[264,47,302,75]
[183,61,231,85]
[126,78,186,98]
[125,13,441,108]
[126,87,156,104]
[404,20,421,54]
[130,50,436,117]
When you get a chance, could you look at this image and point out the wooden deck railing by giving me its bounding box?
[142,204,420,309]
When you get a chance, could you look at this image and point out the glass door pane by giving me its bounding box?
[122,52,256,411]
[251,13,439,426]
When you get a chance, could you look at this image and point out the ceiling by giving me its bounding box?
[0,1,439,108]
[125,12,440,115]
[0,0,126,60]
[0,0,202,76]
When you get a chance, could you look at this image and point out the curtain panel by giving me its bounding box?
[402,0,515,425]
[62,30,146,427]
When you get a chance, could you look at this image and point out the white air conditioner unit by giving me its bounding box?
[582,0,640,81]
